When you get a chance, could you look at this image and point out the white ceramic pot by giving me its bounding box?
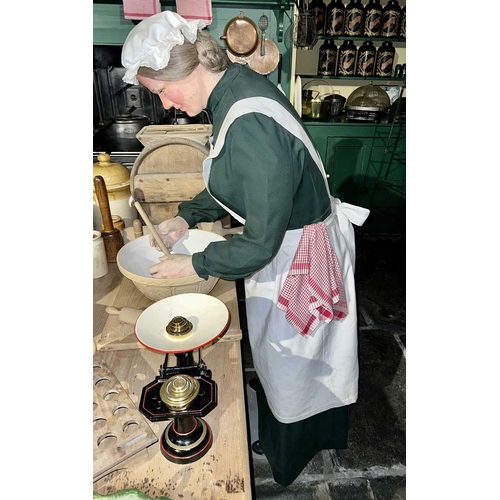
[93,230,109,279]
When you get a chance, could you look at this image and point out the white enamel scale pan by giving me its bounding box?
[135,293,230,354]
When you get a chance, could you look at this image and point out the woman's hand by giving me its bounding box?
[149,254,196,279]
[150,216,189,251]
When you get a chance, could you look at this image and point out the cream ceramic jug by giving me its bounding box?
[93,153,137,229]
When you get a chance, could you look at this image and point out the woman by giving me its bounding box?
[122,11,369,487]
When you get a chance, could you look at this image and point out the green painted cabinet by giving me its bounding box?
[306,122,406,233]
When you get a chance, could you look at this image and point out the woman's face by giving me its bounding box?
[137,67,206,117]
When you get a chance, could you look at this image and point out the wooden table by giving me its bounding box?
[93,264,252,499]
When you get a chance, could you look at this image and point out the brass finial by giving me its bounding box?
[166,316,193,337]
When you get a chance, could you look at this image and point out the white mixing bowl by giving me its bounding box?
[117,229,226,302]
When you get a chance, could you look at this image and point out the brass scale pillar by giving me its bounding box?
[138,316,218,464]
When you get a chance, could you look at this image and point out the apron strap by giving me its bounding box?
[204,97,369,227]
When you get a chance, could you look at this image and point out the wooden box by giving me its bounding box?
[131,125,213,225]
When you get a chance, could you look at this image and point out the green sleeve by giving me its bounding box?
[191,114,298,280]
[176,188,229,227]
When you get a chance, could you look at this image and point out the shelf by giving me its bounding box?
[299,75,405,82]
[303,117,406,127]
[317,35,406,43]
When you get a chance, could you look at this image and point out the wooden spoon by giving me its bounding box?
[134,201,171,255]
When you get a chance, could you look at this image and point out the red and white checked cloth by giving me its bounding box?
[123,0,161,20]
[175,0,213,24]
[277,222,348,336]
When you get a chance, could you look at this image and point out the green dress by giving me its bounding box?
[177,64,351,487]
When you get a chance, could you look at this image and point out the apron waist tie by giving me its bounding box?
[333,198,370,226]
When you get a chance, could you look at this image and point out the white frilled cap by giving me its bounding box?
[121,11,207,85]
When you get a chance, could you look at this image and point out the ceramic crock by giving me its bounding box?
[93,153,137,229]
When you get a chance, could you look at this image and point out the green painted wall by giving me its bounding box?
[93,3,294,97]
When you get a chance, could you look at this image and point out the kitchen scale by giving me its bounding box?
[135,293,230,464]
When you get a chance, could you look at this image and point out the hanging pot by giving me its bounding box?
[220,12,259,56]
[102,114,150,151]
[322,93,347,116]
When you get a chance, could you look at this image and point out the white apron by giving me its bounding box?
[203,97,369,424]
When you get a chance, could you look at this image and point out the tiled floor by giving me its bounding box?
[236,231,406,499]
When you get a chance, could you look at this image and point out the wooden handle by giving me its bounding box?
[106,306,143,324]
[134,201,171,255]
[94,175,124,261]
[94,176,114,233]
[133,219,143,239]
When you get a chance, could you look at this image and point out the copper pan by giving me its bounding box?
[220,12,259,56]
[248,39,279,75]
[228,39,280,76]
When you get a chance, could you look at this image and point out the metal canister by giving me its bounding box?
[344,0,365,36]
[380,0,401,38]
[399,6,406,38]
[326,0,345,36]
[375,41,395,78]
[338,40,357,76]
[356,41,376,77]
[363,0,382,36]
[318,39,338,76]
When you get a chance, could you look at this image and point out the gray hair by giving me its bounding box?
[137,30,230,81]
